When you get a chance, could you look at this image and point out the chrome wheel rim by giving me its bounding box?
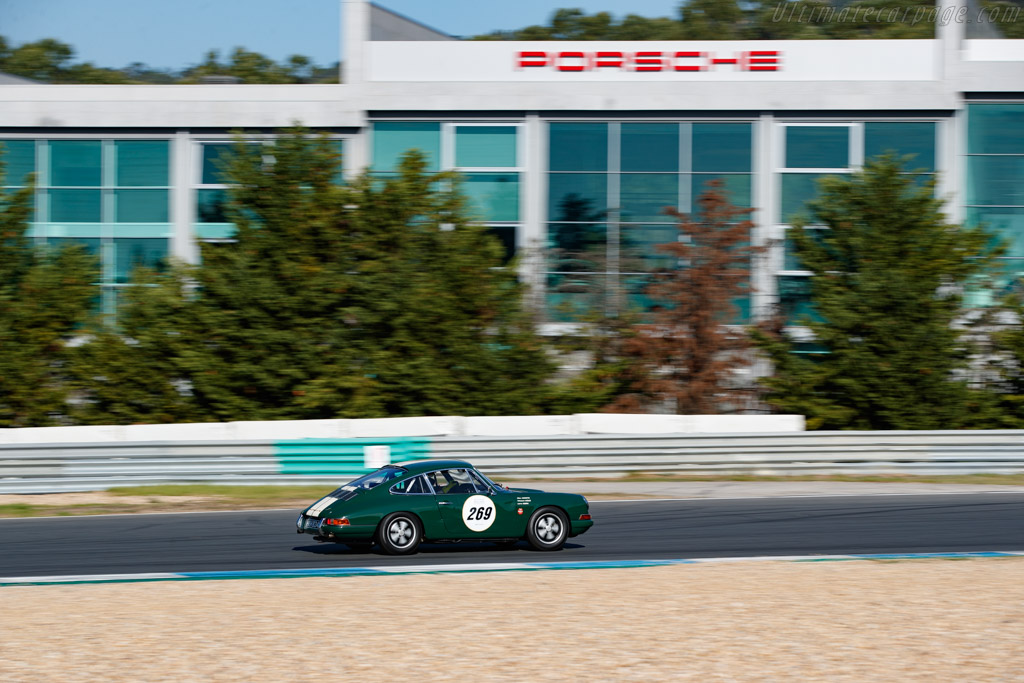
[388,518,414,547]
[536,513,562,543]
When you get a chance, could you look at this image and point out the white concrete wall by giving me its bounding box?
[0,414,804,444]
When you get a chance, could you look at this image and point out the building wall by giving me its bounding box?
[0,0,1022,324]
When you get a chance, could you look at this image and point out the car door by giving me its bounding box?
[428,468,518,539]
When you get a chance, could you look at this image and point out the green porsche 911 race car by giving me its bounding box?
[296,459,593,554]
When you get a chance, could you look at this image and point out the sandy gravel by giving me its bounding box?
[1,559,1023,681]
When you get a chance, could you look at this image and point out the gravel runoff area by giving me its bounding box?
[1,559,1022,681]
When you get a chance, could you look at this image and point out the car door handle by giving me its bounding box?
[438,501,452,506]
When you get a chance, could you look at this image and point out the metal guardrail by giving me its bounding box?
[2,431,1024,493]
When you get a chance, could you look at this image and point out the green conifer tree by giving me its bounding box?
[752,155,1001,429]
[0,152,98,426]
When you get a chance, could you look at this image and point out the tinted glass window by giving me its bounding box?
[462,173,519,221]
[428,469,484,495]
[692,123,752,173]
[620,173,679,223]
[969,103,1024,156]
[549,123,607,172]
[864,122,935,171]
[201,144,235,185]
[51,141,102,187]
[621,123,678,173]
[391,475,430,494]
[116,189,169,222]
[116,141,169,186]
[49,189,102,222]
[0,140,36,186]
[372,122,441,173]
[455,126,516,168]
[785,127,849,169]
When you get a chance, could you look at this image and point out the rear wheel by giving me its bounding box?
[378,513,421,555]
[526,507,568,551]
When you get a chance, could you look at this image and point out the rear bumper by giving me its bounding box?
[569,519,594,537]
[297,515,374,541]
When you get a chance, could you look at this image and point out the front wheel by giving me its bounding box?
[526,507,568,551]
[378,513,421,555]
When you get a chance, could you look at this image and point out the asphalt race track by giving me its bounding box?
[2,494,1023,578]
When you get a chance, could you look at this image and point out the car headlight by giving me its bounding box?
[296,513,304,529]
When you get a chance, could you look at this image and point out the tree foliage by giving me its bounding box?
[473,0,1024,41]
[602,183,764,414]
[74,129,556,423]
[751,156,1002,430]
[0,36,338,84]
[0,150,98,426]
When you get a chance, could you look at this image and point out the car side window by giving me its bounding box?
[391,475,429,495]
[429,468,483,495]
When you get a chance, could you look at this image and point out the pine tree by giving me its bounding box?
[752,155,1001,430]
[0,152,98,426]
[76,129,556,422]
[604,182,764,414]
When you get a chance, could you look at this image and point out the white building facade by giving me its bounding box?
[0,0,1022,327]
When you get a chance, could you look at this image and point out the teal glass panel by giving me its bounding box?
[110,224,171,238]
[116,141,169,186]
[548,123,607,172]
[372,122,441,173]
[0,140,36,186]
[116,189,168,222]
[44,223,104,238]
[201,144,235,185]
[968,104,1024,156]
[780,173,837,224]
[620,173,679,223]
[620,224,679,273]
[547,223,606,272]
[197,189,229,223]
[777,275,823,324]
[692,123,752,173]
[113,238,168,283]
[50,141,102,187]
[546,273,606,322]
[968,208,1024,258]
[966,156,1024,206]
[785,127,849,169]
[486,225,517,263]
[455,127,517,168]
[461,173,519,221]
[195,224,237,240]
[49,189,101,222]
[621,123,678,173]
[548,173,607,221]
[692,173,752,209]
[864,122,935,171]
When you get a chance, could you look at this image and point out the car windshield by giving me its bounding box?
[331,466,406,494]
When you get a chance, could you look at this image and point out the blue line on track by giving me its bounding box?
[2,551,1023,586]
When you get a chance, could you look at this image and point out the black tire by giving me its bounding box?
[378,513,421,555]
[526,507,569,551]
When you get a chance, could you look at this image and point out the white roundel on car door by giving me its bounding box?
[461,495,496,532]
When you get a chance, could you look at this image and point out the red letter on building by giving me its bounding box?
[633,51,664,72]
[556,51,588,72]
[517,51,549,69]
[746,50,781,71]
[672,51,706,72]
[594,51,624,69]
